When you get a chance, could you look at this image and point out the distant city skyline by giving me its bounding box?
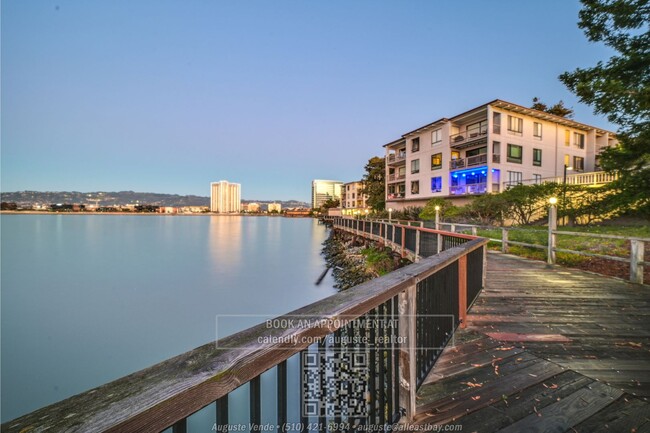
[1,1,617,202]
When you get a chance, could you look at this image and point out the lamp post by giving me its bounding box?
[562,165,573,225]
[388,208,393,222]
[434,205,440,230]
[365,209,369,219]
[547,197,558,264]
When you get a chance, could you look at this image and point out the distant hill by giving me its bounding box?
[1,191,309,208]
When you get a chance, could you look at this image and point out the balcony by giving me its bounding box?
[387,152,406,165]
[449,125,488,149]
[449,153,488,170]
[387,193,405,200]
[387,173,406,183]
[449,183,488,195]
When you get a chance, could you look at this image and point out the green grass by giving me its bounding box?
[360,246,395,276]
[475,225,649,264]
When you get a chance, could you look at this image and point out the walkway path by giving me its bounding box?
[413,252,650,432]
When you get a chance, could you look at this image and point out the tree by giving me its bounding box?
[501,183,560,225]
[360,156,386,211]
[320,198,340,212]
[531,97,574,118]
[464,194,509,225]
[419,198,458,221]
[559,0,650,218]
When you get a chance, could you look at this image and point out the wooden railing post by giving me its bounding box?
[398,284,417,421]
[415,229,421,261]
[458,255,467,329]
[401,226,406,257]
[471,226,478,236]
[630,240,645,284]
[501,228,509,253]
[548,204,557,265]
[437,234,442,254]
[450,224,456,233]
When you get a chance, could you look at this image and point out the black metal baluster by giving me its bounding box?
[277,360,287,430]
[216,395,229,433]
[250,376,261,428]
[171,419,187,433]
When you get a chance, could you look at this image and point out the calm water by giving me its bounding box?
[1,215,335,423]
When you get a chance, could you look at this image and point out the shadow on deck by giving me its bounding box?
[412,251,650,432]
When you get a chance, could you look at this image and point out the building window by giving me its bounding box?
[431,153,442,170]
[533,174,542,184]
[507,144,523,163]
[533,122,542,138]
[573,156,585,172]
[564,154,570,167]
[507,115,523,134]
[574,132,585,149]
[411,181,420,195]
[565,130,570,146]
[493,112,501,134]
[431,176,442,193]
[451,151,460,160]
[467,120,488,136]
[432,129,442,145]
[411,137,420,152]
[508,171,523,186]
[492,141,501,163]
[533,148,542,166]
[411,159,420,174]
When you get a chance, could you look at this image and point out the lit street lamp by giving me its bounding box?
[388,208,393,222]
[434,205,441,230]
[563,165,573,225]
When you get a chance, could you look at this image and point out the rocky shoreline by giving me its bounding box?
[321,228,409,290]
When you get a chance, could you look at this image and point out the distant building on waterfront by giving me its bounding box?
[210,180,241,213]
[268,203,282,213]
[311,179,343,209]
[245,202,261,212]
[341,181,369,216]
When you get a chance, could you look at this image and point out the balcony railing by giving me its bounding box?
[449,153,488,170]
[449,126,488,148]
[387,173,406,182]
[449,183,488,195]
[387,193,405,200]
[387,153,406,164]
[502,171,619,190]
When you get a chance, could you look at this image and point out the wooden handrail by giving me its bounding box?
[3,237,488,433]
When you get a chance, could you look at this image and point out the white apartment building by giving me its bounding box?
[268,203,282,212]
[210,180,241,213]
[385,99,617,210]
[341,181,369,215]
[311,179,343,209]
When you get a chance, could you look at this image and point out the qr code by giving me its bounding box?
[301,350,369,417]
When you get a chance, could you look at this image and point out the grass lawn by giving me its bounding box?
[468,225,650,279]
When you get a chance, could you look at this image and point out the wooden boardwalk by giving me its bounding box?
[413,252,650,432]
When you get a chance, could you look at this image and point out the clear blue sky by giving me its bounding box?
[1,0,614,202]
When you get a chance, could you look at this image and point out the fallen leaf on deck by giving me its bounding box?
[471,364,483,368]
[462,381,483,388]
[533,406,541,417]
[471,396,481,401]
[495,346,515,351]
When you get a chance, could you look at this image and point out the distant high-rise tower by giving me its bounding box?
[311,179,343,209]
[210,181,241,213]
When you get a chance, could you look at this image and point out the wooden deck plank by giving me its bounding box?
[412,252,650,431]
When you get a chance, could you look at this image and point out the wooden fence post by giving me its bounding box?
[630,240,645,284]
[501,228,509,253]
[458,255,467,329]
[401,226,406,257]
[471,226,477,236]
[398,284,417,421]
[547,204,557,265]
[437,234,442,254]
[415,229,421,261]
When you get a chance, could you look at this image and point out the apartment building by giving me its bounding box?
[311,179,343,209]
[341,181,369,216]
[385,99,617,210]
[210,180,241,213]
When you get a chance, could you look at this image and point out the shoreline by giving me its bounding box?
[0,211,306,217]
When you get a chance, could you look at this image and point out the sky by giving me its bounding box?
[1,0,616,202]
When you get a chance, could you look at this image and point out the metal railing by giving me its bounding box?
[449,153,488,170]
[4,221,488,432]
[449,183,488,196]
[449,127,488,148]
[387,153,406,163]
[388,173,406,182]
